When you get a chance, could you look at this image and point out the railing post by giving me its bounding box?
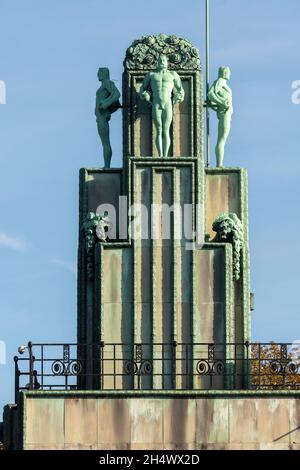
[28,341,34,390]
[258,343,261,389]
[100,341,105,390]
[14,356,20,403]
[136,343,142,391]
[41,345,44,390]
[172,341,177,390]
[245,341,250,389]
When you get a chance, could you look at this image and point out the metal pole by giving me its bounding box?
[205,0,210,167]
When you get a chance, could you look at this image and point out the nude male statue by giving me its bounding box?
[95,67,121,168]
[207,66,233,167]
[140,54,185,157]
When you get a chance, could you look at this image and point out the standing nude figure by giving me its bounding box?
[207,66,233,167]
[95,68,121,168]
[140,54,185,157]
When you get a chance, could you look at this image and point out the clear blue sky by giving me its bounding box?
[0,0,299,409]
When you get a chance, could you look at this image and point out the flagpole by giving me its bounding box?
[205,0,210,167]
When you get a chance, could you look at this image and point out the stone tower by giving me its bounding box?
[78,34,251,391]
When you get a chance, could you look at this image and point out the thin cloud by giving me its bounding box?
[0,232,26,252]
[52,258,77,276]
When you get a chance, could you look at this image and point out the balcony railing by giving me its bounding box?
[14,341,300,401]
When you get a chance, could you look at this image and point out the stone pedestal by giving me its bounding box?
[5,391,300,450]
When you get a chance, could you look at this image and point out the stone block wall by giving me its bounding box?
[5,391,300,450]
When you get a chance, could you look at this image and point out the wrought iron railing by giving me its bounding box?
[14,341,300,401]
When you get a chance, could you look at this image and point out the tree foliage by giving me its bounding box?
[250,343,300,389]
